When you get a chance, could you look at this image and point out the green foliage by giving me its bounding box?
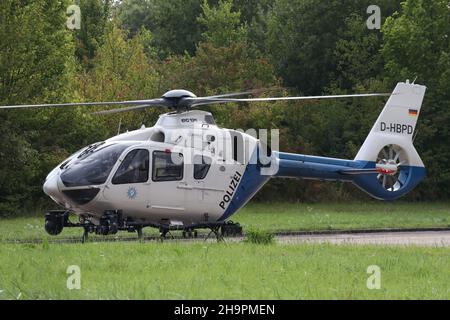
[74,0,111,68]
[0,0,76,214]
[245,228,274,245]
[78,23,161,134]
[382,0,450,199]
[265,0,344,94]
[0,125,38,215]
[0,0,74,104]
[232,0,273,25]
[264,0,401,94]
[117,0,206,57]
[198,0,248,47]
[332,14,385,90]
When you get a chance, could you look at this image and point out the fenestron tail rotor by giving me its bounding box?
[376,144,408,192]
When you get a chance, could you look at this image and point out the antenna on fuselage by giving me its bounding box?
[117,117,122,135]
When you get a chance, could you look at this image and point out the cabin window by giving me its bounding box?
[204,114,216,125]
[150,131,165,142]
[229,130,245,164]
[152,151,184,181]
[112,149,149,184]
[194,155,211,180]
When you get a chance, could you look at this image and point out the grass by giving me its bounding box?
[244,229,274,244]
[1,201,448,241]
[0,242,448,299]
[0,202,448,299]
[235,201,450,232]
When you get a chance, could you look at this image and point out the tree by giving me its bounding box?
[232,0,273,25]
[0,0,76,214]
[117,0,206,57]
[331,14,385,91]
[78,23,161,135]
[197,0,247,48]
[264,0,401,94]
[115,0,154,36]
[74,0,111,68]
[382,0,450,199]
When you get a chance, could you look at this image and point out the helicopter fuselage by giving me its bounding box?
[43,110,273,226]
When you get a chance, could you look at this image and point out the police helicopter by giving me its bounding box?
[0,81,426,241]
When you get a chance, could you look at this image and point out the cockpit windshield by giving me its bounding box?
[76,142,106,160]
[61,143,132,187]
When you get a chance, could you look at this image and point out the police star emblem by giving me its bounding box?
[127,187,138,200]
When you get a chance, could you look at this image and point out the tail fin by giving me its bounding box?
[353,81,426,200]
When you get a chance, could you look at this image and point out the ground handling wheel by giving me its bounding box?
[221,221,243,237]
[44,210,69,236]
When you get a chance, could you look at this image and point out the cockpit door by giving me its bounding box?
[102,148,151,215]
[147,149,187,217]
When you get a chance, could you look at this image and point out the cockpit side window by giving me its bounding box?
[112,149,149,184]
[152,151,184,182]
[194,155,211,180]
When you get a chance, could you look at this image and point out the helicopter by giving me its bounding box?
[0,81,426,241]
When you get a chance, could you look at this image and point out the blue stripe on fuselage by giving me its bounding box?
[218,148,271,221]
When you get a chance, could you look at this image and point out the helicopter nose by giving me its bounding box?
[43,174,61,199]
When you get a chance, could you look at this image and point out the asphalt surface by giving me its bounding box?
[276,230,450,246]
[3,229,450,247]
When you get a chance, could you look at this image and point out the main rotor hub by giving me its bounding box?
[161,89,197,100]
[160,89,197,111]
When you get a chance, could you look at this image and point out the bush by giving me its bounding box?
[245,229,274,245]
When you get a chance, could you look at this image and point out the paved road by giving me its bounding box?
[4,230,450,246]
[277,231,450,246]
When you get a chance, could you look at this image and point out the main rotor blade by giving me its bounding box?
[94,91,269,113]
[0,98,166,110]
[91,102,168,115]
[188,87,283,106]
[201,88,272,99]
[188,93,391,107]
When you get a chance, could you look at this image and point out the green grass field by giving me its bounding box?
[236,202,450,231]
[0,242,448,299]
[0,202,449,299]
[0,202,448,241]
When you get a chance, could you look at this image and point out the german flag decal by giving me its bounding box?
[409,109,418,116]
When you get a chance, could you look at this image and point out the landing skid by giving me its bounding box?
[44,210,242,243]
[155,222,232,242]
[205,226,224,242]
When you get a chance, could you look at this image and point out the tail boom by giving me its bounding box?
[274,152,425,200]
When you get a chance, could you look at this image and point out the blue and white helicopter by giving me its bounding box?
[0,81,426,241]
